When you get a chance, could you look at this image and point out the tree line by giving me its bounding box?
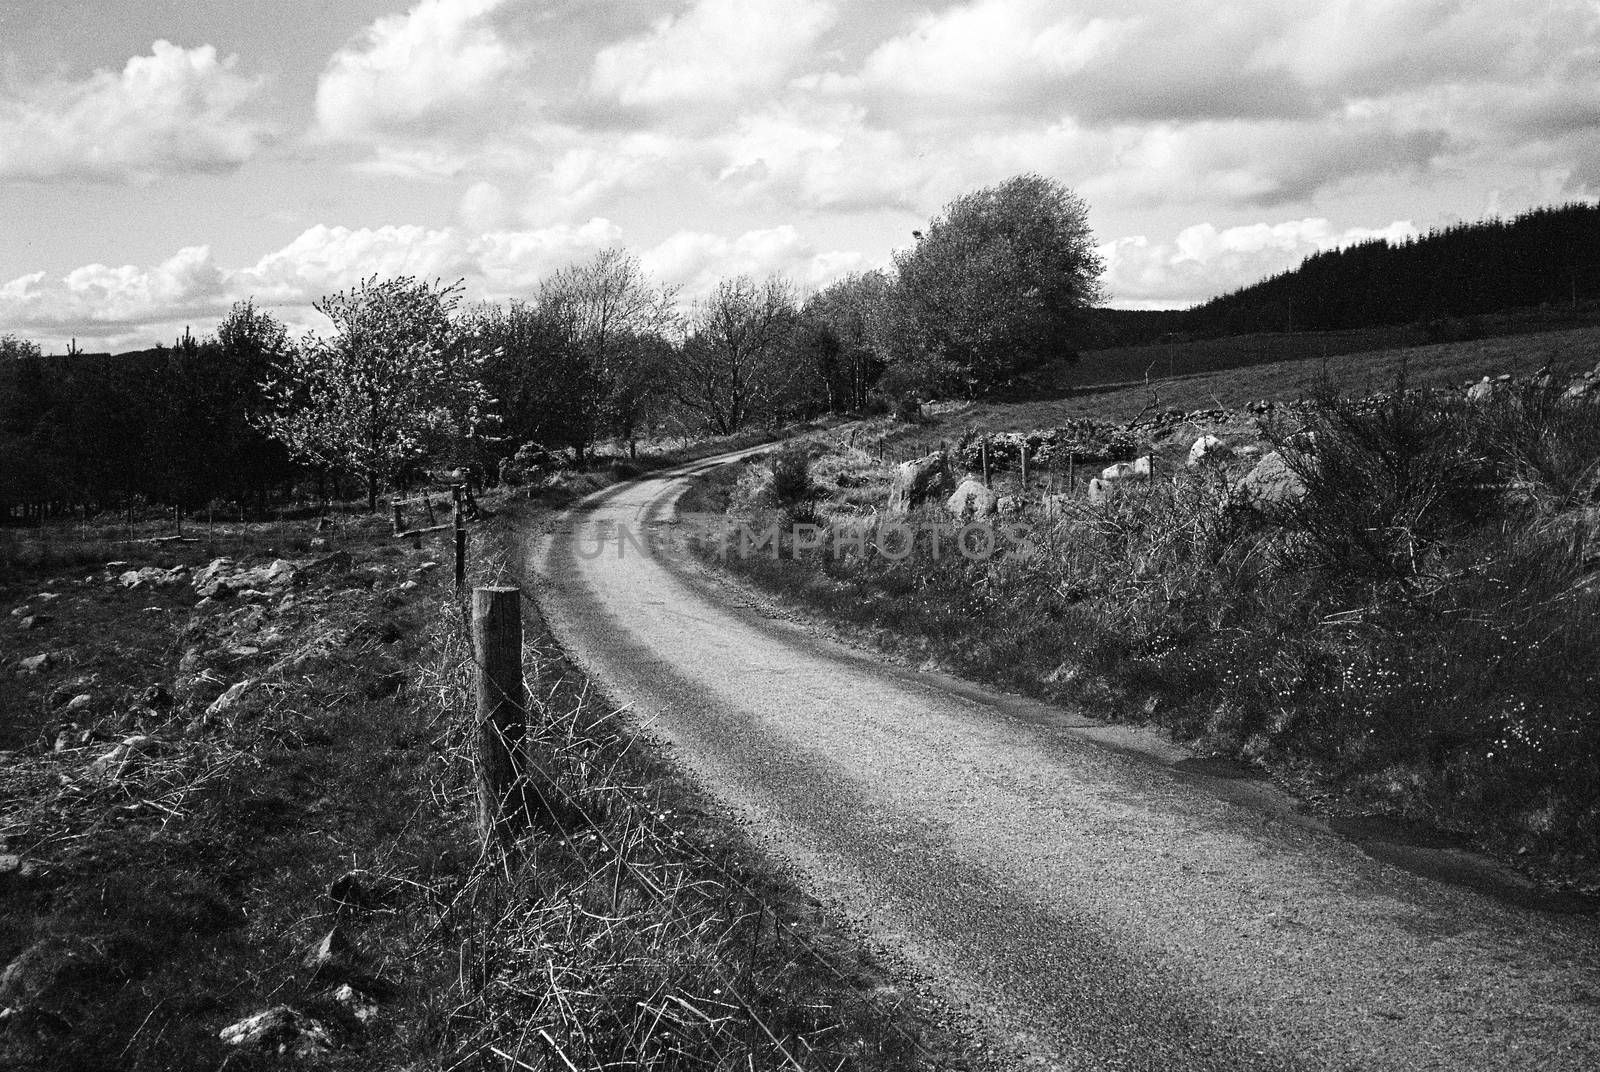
[0,174,1105,516]
[1183,203,1600,339]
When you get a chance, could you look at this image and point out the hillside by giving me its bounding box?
[1084,203,1600,351]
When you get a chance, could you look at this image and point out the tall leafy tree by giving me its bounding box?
[467,299,600,470]
[795,271,891,412]
[259,276,490,510]
[539,249,679,457]
[891,173,1104,396]
[670,275,798,435]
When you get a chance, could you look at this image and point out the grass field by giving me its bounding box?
[880,324,1600,449]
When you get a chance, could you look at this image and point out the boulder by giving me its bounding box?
[1236,451,1308,508]
[1086,477,1111,505]
[16,654,52,676]
[945,477,997,519]
[218,1006,334,1056]
[1099,455,1152,483]
[1187,435,1232,467]
[886,452,950,516]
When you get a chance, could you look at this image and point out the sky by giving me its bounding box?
[0,0,1596,353]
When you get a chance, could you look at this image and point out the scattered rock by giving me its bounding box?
[887,452,952,516]
[945,477,997,519]
[0,854,41,894]
[1187,435,1232,467]
[63,694,92,713]
[218,1006,334,1057]
[1236,451,1309,508]
[140,684,174,709]
[17,615,51,631]
[302,927,354,976]
[205,680,254,719]
[16,654,52,676]
[118,566,185,589]
[414,561,440,574]
[90,735,161,777]
[330,983,378,1024]
[34,593,60,603]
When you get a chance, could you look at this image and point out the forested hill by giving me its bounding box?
[1091,203,1600,346]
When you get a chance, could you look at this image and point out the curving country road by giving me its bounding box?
[531,450,1600,1071]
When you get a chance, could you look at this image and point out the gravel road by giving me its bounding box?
[531,451,1600,1071]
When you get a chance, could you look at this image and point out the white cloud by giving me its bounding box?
[0,219,630,350]
[846,0,1128,113]
[0,246,228,344]
[0,41,270,182]
[592,0,837,112]
[315,0,524,142]
[1099,217,1420,307]
[642,225,874,301]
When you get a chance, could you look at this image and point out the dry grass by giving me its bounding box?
[417,523,965,1071]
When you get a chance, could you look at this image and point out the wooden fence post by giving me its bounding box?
[392,501,404,536]
[980,438,990,488]
[1020,446,1029,489]
[472,587,526,844]
[455,520,467,593]
[423,495,435,527]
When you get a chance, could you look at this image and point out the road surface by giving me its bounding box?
[531,451,1600,1071]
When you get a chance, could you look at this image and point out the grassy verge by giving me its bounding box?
[678,383,1600,891]
[0,483,971,1070]
[431,513,969,1070]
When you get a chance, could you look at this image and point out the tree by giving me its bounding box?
[258,276,490,510]
[795,271,891,412]
[466,299,601,472]
[1,333,42,361]
[891,173,1104,396]
[539,249,679,457]
[670,275,798,435]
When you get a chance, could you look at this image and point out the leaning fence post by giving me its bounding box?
[392,500,404,536]
[472,587,526,844]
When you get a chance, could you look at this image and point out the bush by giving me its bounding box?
[769,449,813,507]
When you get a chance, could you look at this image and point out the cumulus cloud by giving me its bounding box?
[315,0,525,143]
[591,0,837,112]
[0,246,229,347]
[0,41,270,182]
[0,219,631,350]
[1099,217,1420,307]
[641,225,875,301]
